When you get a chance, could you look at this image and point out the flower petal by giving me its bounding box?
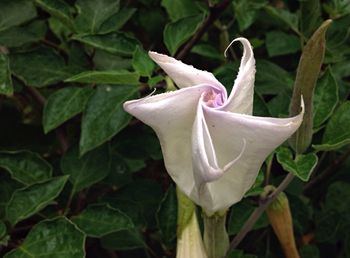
[195,105,304,213]
[123,85,214,199]
[221,38,256,115]
[148,51,226,95]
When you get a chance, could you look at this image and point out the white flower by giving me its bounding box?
[124,38,303,213]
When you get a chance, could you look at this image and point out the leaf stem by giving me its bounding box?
[227,173,295,253]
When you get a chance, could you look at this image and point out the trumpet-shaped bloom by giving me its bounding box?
[124,38,303,213]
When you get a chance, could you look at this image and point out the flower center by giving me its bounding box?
[203,90,223,108]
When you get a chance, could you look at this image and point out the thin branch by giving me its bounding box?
[175,0,231,60]
[26,87,69,153]
[227,173,295,253]
[303,148,350,193]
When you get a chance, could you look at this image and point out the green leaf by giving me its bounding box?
[264,5,299,34]
[265,30,301,57]
[33,0,75,30]
[228,201,269,235]
[72,204,134,237]
[93,50,132,70]
[0,151,52,185]
[313,68,339,129]
[0,54,13,96]
[161,0,201,22]
[5,176,68,225]
[233,0,267,31]
[164,14,205,55]
[276,147,318,181]
[300,245,320,258]
[191,44,222,60]
[300,0,322,38]
[325,181,350,213]
[101,229,145,250]
[0,20,47,48]
[74,0,120,34]
[4,217,85,258]
[313,101,350,151]
[80,85,138,155]
[65,70,140,85]
[132,46,155,77]
[0,220,6,238]
[73,32,138,56]
[10,47,71,87]
[43,87,93,133]
[99,7,136,34]
[61,144,111,192]
[0,0,37,32]
[156,186,177,244]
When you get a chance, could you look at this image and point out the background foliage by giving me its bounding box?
[0,0,350,257]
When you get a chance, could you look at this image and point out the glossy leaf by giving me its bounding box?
[43,87,93,133]
[0,54,13,96]
[5,176,68,225]
[73,32,138,56]
[0,0,37,32]
[0,20,46,48]
[34,0,75,30]
[80,85,138,155]
[313,101,350,151]
[61,144,111,192]
[276,147,318,181]
[4,217,85,258]
[65,70,140,85]
[265,30,301,57]
[99,7,136,34]
[156,186,177,244]
[132,46,155,77]
[72,204,134,237]
[10,47,71,87]
[161,0,201,22]
[0,151,52,185]
[74,0,120,34]
[233,0,267,31]
[164,14,204,55]
[313,68,339,129]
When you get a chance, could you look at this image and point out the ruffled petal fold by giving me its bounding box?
[148,51,227,96]
[194,105,304,213]
[221,38,256,115]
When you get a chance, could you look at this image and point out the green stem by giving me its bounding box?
[203,210,229,258]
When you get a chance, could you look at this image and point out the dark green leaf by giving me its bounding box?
[0,20,46,48]
[0,151,52,185]
[0,176,20,218]
[34,0,75,30]
[80,85,138,155]
[61,144,111,192]
[0,221,6,238]
[72,204,134,237]
[132,46,155,77]
[10,47,71,87]
[313,68,339,129]
[191,44,222,60]
[156,186,177,244]
[300,245,320,258]
[43,87,93,133]
[228,201,269,235]
[300,0,322,38]
[101,230,145,250]
[264,5,299,33]
[94,50,132,70]
[265,30,301,57]
[74,0,120,34]
[325,181,350,213]
[0,54,13,96]
[4,217,85,258]
[276,147,318,181]
[161,0,201,21]
[0,0,37,32]
[164,14,205,55]
[73,32,138,56]
[65,70,140,85]
[5,176,68,225]
[313,101,350,151]
[99,7,136,34]
[233,0,267,31]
